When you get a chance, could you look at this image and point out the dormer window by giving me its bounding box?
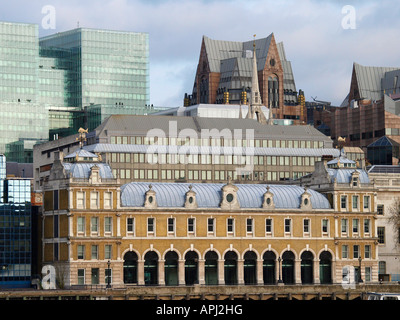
[352,176,358,187]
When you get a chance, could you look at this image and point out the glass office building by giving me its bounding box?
[0,154,32,288]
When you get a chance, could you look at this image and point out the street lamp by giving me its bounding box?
[106,260,111,289]
[358,256,363,283]
[277,257,283,284]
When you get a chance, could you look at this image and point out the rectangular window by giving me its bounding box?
[352,195,359,209]
[377,204,384,215]
[227,218,234,234]
[90,192,99,209]
[365,245,371,259]
[266,219,272,234]
[168,218,175,234]
[105,245,112,260]
[353,245,359,259]
[341,219,348,234]
[188,218,195,234]
[91,268,99,285]
[341,195,347,210]
[364,219,370,234]
[91,217,99,234]
[352,219,359,233]
[104,192,112,209]
[77,245,85,260]
[91,245,98,260]
[284,219,291,234]
[77,191,85,209]
[365,267,371,282]
[147,217,155,234]
[363,196,370,210]
[77,269,85,285]
[127,218,134,234]
[246,218,253,234]
[322,219,329,234]
[303,219,310,234]
[377,227,385,244]
[207,218,214,234]
[342,245,348,259]
[105,217,112,234]
[77,217,85,234]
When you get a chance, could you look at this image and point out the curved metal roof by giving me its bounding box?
[120,182,331,210]
[327,168,370,184]
[62,163,114,179]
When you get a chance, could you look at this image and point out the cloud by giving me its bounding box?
[0,0,399,108]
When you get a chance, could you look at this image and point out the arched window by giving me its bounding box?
[282,251,295,284]
[224,251,238,285]
[319,251,332,284]
[123,251,138,284]
[301,251,314,284]
[144,251,158,285]
[205,251,218,285]
[165,251,179,286]
[244,251,257,285]
[263,251,276,284]
[268,75,279,108]
[185,251,199,285]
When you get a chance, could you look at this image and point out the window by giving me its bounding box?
[77,217,85,234]
[363,196,370,210]
[352,219,359,233]
[207,218,215,234]
[246,218,253,234]
[105,217,112,234]
[105,245,112,260]
[77,245,85,259]
[266,219,272,234]
[365,267,371,282]
[342,245,348,259]
[284,219,291,234]
[147,217,155,235]
[377,205,384,215]
[341,195,347,210]
[377,227,385,244]
[352,195,359,210]
[104,192,112,209]
[91,245,98,260]
[168,218,175,234]
[365,245,371,259]
[76,191,85,209]
[91,217,99,234]
[127,218,134,234]
[352,177,358,187]
[353,245,359,259]
[188,218,195,234]
[364,219,370,234]
[77,269,85,285]
[303,219,310,234]
[91,268,99,285]
[341,219,348,234]
[227,218,234,234]
[322,219,329,234]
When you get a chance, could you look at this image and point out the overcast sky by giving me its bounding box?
[1,0,399,108]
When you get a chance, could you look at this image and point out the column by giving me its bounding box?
[257,259,264,285]
[116,213,121,237]
[237,259,244,285]
[314,259,320,284]
[276,259,281,284]
[158,259,165,285]
[218,259,225,285]
[295,259,302,284]
[198,259,205,285]
[137,260,145,285]
[178,259,185,285]
[68,213,74,237]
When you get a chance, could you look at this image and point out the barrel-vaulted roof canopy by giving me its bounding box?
[120,182,331,210]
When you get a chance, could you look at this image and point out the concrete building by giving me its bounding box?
[40,148,378,287]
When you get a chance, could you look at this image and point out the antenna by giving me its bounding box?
[77,21,80,28]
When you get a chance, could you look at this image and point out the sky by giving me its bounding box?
[1,0,400,108]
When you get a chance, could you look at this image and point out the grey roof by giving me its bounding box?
[62,162,114,179]
[354,62,399,101]
[277,42,297,104]
[64,148,98,159]
[93,114,333,143]
[83,143,339,158]
[327,156,355,165]
[120,182,331,210]
[368,165,400,174]
[327,168,370,184]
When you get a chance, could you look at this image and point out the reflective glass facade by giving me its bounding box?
[0,155,31,288]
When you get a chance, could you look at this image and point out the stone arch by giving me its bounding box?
[162,248,182,260]
[241,247,260,260]
[141,247,162,261]
[202,247,222,260]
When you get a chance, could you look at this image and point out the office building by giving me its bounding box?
[186,34,306,124]
[40,148,378,287]
[0,154,32,288]
[0,21,154,162]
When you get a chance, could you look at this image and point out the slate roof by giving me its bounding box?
[62,162,114,179]
[327,168,370,184]
[120,182,331,210]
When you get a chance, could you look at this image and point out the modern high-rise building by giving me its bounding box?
[0,154,32,288]
[0,21,155,163]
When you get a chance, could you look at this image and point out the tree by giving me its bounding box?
[388,198,400,246]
